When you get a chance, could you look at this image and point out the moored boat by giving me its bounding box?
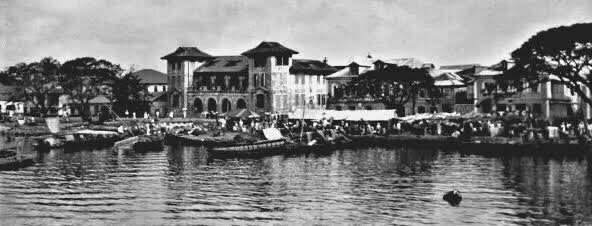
[0,147,35,170]
[132,135,164,152]
[208,138,289,158]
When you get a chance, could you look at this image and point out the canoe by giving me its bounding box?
[208,139,288,157]
[0,148,35,170]
[207,138,353,158]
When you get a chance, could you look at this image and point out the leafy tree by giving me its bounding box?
[338,65,438,114]
[111,69,150,116]
[2,57,61,116]
[500,23,592,106]
[60,57,122,121]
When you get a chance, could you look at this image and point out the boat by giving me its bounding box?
[0,147,35,170]
[61,130,122,150]
[113,135,164,152]
[171,133,236,146]
[207,128,352,158]
[208,138,289,157]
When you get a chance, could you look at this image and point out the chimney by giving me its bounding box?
[323,57,327,64]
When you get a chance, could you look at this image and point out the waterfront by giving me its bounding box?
[1,142,591,225]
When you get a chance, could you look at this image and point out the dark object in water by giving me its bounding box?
[0,148,35,170]
[443,190,462,206]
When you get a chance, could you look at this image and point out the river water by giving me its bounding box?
[1,140,591,225]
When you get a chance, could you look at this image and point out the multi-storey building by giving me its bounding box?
[160,41,336,116]
[133,69,168,114]
[464,62,591,120]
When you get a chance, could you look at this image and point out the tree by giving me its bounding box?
[339,64,438,114]
[60,57,122,121]
[2,57,61,116]
[501,23,592,106]
[111,68,150,116]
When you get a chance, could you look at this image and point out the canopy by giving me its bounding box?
[288,109,398,121]
[225,108,260,119]
[75,129,119,135]
[399,112,462,123]
[263,128,284,140]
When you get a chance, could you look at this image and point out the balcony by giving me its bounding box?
[188,86,247,93]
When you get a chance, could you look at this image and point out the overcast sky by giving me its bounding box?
[1,0,591,72]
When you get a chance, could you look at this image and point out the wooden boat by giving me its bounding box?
[62,130,122,150]
[208,139,288,158]
[0,147,35,170]
[113,135,164,152]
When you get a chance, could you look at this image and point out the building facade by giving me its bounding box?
[466,64,591,120]
[161,42,336,116]
[133,69,168,115]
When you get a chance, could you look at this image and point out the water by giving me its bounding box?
[1,141,591,225]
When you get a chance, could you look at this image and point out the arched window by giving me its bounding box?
[221,98,231,113]
[365,106,373,110]
[335,106,342,111]
[193,98,203,113]
[237,99,247,109]
[207,98,217,112]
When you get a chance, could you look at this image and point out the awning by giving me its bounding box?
[288,109,398,121]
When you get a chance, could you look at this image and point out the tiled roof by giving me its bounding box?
[133,69,167,84]
[326,62,372,79]
[241,42,298,56]
[289,59,337,75]
[161,47,214,61]
[433,72,466,87]
[195,56,248,73]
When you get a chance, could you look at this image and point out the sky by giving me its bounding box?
[1,0,591,72]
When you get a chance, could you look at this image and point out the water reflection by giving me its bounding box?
[0,141,590,225]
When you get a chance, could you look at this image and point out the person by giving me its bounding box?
[125,110,129,118]
[132,112,136,119]
[156,110,160,118]
[169,111,174,119]
[436,123,442,135]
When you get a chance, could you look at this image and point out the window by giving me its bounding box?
[348,105,356,110]
[254,57,266,67]
[301,75,305,85]
[350,65,359,75]
[171,62,175,71]
[260,73,265,86]
[335,106,342,111]
[317,75,320,84]
[177,62,182,72]
[294,94,299,106]
[365,106,373,110]
[321,95,326,105]
[301,94,306,105]
[153,86,157,92]
[276,56,289,66]
[419,89,426,98]
[429,106,437,113]
[253,74,258,87]
[552,82,563,97]
[417,106,426,113]
[317,94,321,105]
[294,75,298,84]
[163,86,167,92]
[256,94,265,108]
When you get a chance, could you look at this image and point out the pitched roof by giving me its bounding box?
[241,41,299,56]
[194,56,248,73]
[439,64,481,71]
[289,59,337,75]
[326,62,372,79]
[133,69,167,84]
[374,58,427,69]
[433,72,466,87]
[161,47,214,61]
